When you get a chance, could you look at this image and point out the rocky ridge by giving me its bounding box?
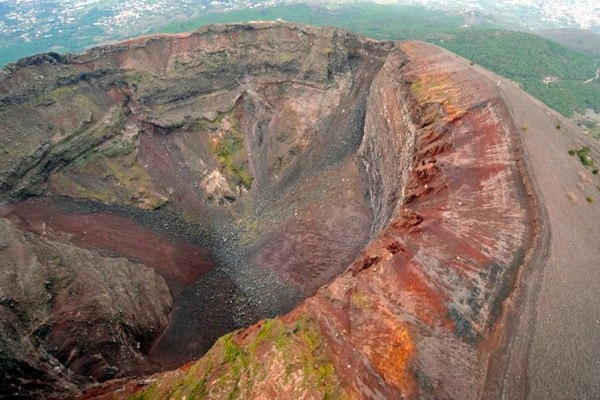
[0,22,598,399]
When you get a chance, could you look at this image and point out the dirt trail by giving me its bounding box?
[479,67,600,399]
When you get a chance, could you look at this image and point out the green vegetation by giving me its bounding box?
[579,147,594,167]
[208,115,254,190]
[587,196,594,203]
[216,333,247,399]
[423,30,600,117]
[292,315,337,396]
[125,315,339,399]
[573,146,594,167]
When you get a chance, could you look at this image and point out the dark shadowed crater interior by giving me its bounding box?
[6,128,374,370]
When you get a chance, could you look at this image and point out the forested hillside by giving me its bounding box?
[424,30,599,118]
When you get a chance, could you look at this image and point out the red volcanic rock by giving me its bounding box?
[4,198,213,291]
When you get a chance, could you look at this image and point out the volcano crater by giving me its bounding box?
[0,21,552,400]
[0,22,407,393]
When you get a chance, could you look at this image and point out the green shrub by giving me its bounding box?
[577,146,594,167]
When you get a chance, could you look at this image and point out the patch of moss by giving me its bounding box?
[188,378,207,400]
[303,323,321,354]
[232,164,254,189]
[351,290,372,310]
[222,334,243,364]
[215,333,249,398]
[208,114,254,190]
[127,383,159,400]
[165,360,214,400]
[252,319,275,352]
[296,316,336,396]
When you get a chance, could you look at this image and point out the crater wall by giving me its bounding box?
[0,23,543,399]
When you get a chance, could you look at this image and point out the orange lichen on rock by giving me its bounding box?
[412,78,466,122]
[368,318,416,395]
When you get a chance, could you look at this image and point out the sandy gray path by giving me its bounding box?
[489,72,600,399]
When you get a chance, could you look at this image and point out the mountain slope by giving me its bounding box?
[424,29,600,118]
[1,23,599,399]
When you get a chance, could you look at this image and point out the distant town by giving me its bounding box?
[407,0,600,30]
[0,0,599,67]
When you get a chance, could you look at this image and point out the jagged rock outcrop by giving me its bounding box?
[0,215,172,398]
[1,22,599,399]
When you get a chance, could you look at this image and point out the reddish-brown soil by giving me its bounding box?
[1,198,213,291]
[250,159,372,295]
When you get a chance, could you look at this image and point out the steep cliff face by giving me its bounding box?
[1,22,597,399]
[0,214,172,398]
